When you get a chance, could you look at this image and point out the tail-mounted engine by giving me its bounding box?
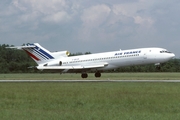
[66,51,70,56]
[52,51,70,57]
[42,51,70,66]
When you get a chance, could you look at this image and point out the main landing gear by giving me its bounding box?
[81,72,101,78]
[95,72,101,77]
[81,73,88,78]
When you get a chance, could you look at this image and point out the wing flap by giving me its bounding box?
[37,62,108,70]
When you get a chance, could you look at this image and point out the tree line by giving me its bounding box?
[0,44,179,73]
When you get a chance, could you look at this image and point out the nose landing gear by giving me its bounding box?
[155,63,161,71]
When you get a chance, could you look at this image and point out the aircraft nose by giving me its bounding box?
[170,53,175,59]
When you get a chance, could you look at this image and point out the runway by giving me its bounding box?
[1,80,180,82]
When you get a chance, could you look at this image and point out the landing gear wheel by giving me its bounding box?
[81,73,88,78]
[95,72,101,77]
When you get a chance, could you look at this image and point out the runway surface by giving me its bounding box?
[1,80,180,82]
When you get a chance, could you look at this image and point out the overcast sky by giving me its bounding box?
[0,0,180,57]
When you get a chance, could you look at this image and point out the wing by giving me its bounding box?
[37,62,108,70]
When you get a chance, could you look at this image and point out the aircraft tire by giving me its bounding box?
[81,73,88,78]
[95,72,101,77]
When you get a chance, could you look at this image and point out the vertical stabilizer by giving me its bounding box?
[22,43,54,65]
[7,43,70,65]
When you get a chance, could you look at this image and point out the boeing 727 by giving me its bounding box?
[8,43,175,78]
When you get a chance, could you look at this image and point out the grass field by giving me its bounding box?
[0,73,180,120]
[0,72,180,80]
[0,82,180,120]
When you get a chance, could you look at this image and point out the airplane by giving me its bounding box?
[8,43,175,78]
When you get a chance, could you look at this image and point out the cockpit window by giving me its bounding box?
[160,50,172,53]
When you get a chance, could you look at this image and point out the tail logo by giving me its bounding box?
[23,44,54,61]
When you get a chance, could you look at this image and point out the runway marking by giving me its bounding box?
[1,80,180,82]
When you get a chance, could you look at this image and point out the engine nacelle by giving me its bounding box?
[51,51,70,58]
[43,60,63,66]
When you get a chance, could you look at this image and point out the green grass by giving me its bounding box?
[0,72,180,80]
[0,73,180,119]
[0,82,180,120]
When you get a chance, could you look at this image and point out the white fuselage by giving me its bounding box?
[44,47,175,72]
[9,43,175,78]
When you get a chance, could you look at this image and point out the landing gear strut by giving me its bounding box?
[156,65,161,70]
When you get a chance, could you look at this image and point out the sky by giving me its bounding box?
[0,0,180,57]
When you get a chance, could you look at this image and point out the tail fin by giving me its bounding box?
[7,43,70,65]
[22,43,55,65]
